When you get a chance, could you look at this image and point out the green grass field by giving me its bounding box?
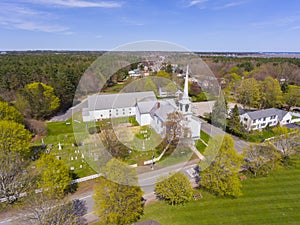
[140,156,300,225]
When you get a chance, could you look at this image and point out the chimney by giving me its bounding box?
[157,102,160,109]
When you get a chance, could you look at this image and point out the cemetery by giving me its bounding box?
[35,115,199,178]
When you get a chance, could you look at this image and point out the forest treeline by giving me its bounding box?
[0,53,99,113]
[203,56,300,85]
[0,52,299,117]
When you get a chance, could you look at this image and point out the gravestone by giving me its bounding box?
[70,167,74,171]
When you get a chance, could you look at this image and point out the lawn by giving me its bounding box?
[200,130,210,144]
[244,128,275,143]
[140,156,300,225]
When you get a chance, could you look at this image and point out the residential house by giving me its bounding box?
[239,108,292,131]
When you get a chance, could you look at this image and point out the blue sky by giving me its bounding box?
[1,0,300,51]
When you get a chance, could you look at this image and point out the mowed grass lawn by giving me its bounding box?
[141,156,300,225]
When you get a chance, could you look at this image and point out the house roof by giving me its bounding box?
[87,91,156,110]
[243,108,289,120]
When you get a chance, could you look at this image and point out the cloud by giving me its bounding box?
[0,3,69,33]
[21,0,123,8]
[289,25,300,31]
[214,1,247,10]
[15,21,68,33]
[186,0,208,7]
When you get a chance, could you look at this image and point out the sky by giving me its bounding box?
[1,0,300,51]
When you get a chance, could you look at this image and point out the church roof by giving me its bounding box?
[137,101,158,114]
[154,100,177,122]
[87,91,156,110]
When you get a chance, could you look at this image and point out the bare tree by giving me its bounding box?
[272,127,300,161]
[244,144,281,176]
[17,193,87,225]
[0,153,35,204]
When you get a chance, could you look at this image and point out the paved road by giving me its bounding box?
[50,99,88,122]
[0,162,199,225]
[200,119,249,153]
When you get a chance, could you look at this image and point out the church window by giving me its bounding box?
[185,104,189,112]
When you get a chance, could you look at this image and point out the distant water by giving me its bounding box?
[263,52,300,55]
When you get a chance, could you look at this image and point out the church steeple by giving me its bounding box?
[178,65,192,118]
[183,65,189,100]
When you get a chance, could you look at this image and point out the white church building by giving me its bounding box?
[82,66,201,139]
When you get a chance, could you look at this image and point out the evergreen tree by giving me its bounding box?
[211,96,227,130]
[228,104,245,137]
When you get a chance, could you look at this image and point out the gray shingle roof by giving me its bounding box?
[154,100,177,122]
[244,108,288,120]
[87,91,156,110]
[137,101,157,114]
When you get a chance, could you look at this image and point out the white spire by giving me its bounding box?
[183,65,189,100]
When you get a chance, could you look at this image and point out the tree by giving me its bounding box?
[0,120,33,203]
[228,104,245,137]
[236,78,260,109]
[144,78,157,95]
[189,81,202,97]
[200,135,243,197]
[155,172,194,205]
[243,144,281,176]
[0,101,24,124]
[19,193,87,225]
[285,86,300,107]
[165,82,177,95]
[165,111,186,143]
[16,82,60,119]
[36,153,72,197]
[93,159,144,225]
[211,96,227,129]
[260,77,283,108]
[272,126,300,162]
[156,70,171,79]
[165,64,173,74]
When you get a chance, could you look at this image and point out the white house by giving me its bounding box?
[240,108,292,131]
[82,66,201,139]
